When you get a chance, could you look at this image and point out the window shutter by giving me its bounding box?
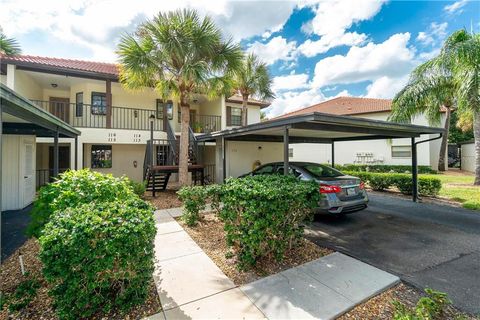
[226,106,232,126]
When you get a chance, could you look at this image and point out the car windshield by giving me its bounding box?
[301,164,344,178]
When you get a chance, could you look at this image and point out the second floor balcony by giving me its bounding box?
[30,99,222,133]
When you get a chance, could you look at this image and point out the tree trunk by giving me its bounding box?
[438,106,451,172]
[241,94,248,126]
[178,92,190,186]
[474,109,480,185]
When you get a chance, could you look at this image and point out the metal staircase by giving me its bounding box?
[143,121,200,194]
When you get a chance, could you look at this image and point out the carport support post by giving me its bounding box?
[331,142,335,168]
[411,137,418,202]
[283,126,289,175]
[53,128,59,177]
[74,136,78,170]
[222,137,226,181]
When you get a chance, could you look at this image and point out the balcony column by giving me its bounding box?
[106,80,112,128]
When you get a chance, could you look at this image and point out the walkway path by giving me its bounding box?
[149,208,399,319]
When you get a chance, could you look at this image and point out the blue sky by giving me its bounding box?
[1,0,478,116]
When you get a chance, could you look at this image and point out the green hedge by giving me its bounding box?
[39,200,156,319]
[344,171,442,196]
[178,175,320,270]
[334,164,437,174]
[27,169,135,237]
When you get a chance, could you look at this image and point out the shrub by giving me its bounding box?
[335,164,437,174]
[343,171,442,196]
[128,180,146,198]
[392,288,451,320]
[39,199,156,320]
[367,174,393,191]
[177,186,208,226]
[219,175,320,270]
[27,169,135,237]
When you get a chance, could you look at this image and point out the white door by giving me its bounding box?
[22,141,35,206]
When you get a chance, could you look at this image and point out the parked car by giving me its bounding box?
[240,162,368,214]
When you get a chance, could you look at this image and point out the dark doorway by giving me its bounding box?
[49,97,70,123]
[49,146,70,171]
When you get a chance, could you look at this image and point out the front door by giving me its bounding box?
[49,97,70,123]
[22,141,35,206]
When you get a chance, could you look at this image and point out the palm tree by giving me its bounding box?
[117,9,242,186]
[232,53,274,126]
[442,30,480,185]
[389,60,456,172]
[0,27,21,55]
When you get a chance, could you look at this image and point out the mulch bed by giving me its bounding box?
[144,189,183,210]
[0,238,161,320]
[339,283,476,320]
[178,213,333,286]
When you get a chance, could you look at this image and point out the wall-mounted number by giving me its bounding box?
[108,132,117,142]
[133,133,141,143]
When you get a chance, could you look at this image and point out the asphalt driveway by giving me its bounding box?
[1,205,32,262]
[305,192,480,316]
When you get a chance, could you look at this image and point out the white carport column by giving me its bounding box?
[283,126,289,175]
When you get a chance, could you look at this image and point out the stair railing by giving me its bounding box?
[188,126,199,164]
[165,121,178,165]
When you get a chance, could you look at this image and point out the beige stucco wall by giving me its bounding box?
[14,70,43,100]
[82,143,145,182]
[226,141,283,178]
[2,135,36,211]
[461,143,475,172]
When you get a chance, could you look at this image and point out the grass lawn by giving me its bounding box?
[421,172,480,210]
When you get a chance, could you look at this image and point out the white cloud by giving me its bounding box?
[272,73,309,91]
[311,33,416,88]
[444,0,468,14]
[366,75,409,99]
[296,0,385,57]
[247,36,298,65]
[298,31,367,57]
[308,0,385,38]
[416,22,448,46]
[0,0,300,61]
[266,88,326,118]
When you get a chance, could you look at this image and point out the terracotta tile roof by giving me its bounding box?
[226,94,271,108]
[0,54,119,77]
[275,96,393,118]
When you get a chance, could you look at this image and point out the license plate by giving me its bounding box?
[346,188,356,196]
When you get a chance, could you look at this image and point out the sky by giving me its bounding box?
[1,0,479,117]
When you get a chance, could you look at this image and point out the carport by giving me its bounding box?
[1,83,80,211]
[197,112,444,202]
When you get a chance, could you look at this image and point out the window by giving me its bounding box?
[91,92,107,115]
[288,148,293,158]
[391,146,412,158]
[91,145,112,168]
[75,92,83,117]
[227,106,242,126]
[156,99,173,120]
[253,165,275,175]
[302,164,343,178]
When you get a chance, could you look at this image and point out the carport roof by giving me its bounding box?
[1,83,80,138]
[197,112,444,144]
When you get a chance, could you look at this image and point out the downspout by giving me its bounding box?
[412,133,443,202]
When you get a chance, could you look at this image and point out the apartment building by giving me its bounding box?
[0,54,269,189]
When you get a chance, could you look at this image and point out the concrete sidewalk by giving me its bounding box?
[150,208,265,319]
[149,208,400,320]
